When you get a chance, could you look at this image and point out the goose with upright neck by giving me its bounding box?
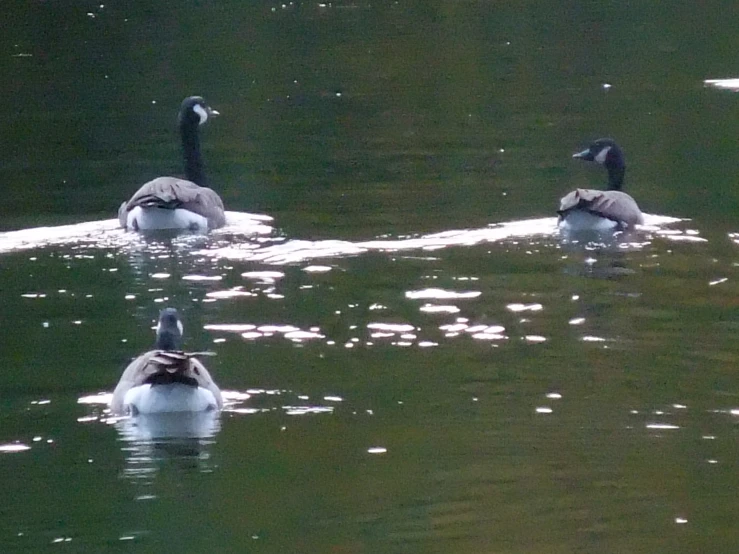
[110,308,223,415]
[558,139,644,232]
[118,96,226,232]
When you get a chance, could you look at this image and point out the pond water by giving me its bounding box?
[2,1,739,552]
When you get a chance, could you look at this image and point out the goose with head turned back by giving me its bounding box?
[110,308,223,415]
[558,138,644,231]
[118,96,226,232]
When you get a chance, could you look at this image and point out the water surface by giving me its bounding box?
[2,1,739,552]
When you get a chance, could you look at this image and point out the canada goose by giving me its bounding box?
[110,308,223,415]
[118,96,226,232]
[558,138,644,231]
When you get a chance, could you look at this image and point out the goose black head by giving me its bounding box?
[155,308,184,351]
[572,138,625,190]
[178,96,220,128]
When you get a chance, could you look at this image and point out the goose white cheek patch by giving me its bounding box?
[156,319,183,336]
[193,104,208,125]
[594,146,611,164]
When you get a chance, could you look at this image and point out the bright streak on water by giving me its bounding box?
[241,271,285,283]
[183,274,222,281]
[0,211,273,254]
[222,390,251,402]
[704,78,739,90]
[78,393,113,405]
[507,303,543,313]
[367,323,416,333]
[284,406,334,416]
[419,304,460,314]
[646,423,680,430]
[405,288,481,300]
[471,332,507,341]
[204,324,257,332]
[0,443,32,453]
[0,214,693,269]
[206,288,256,299]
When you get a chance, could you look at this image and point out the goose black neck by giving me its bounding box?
[180,120,205,186]
[156,329,182,351]
[607,166,625,191]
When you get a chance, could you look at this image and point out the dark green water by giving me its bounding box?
[2,1,739,552]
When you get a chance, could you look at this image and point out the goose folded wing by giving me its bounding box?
[558,189,643,226]
[121,177,226,227]
[110,351,161,414]
[187,357,223,409]
[110,350,223,414]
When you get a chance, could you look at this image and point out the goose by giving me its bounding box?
[118,96,226,232]
[110,308,223,415]
[558,138,644,231]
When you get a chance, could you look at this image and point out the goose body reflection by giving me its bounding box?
[116,410,221,442]
[111,308,223,415]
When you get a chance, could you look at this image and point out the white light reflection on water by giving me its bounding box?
[198,214,688,264]
[241,271,285,283]
[0,443,32,453]
[303,265,333,273]
[283,405,335,415]
[646,423,680,430]
[704,78,739,91]
[204,323,325,342]
[0,214,692,265]
[367,323,415,333]
[183,274,223,281]
[0,211,273,254]
[439,322,507,341]
[506,303,543,313]
[205,288,257,300]
[78,392,113,405]
[419,304,460,314]
[220,389,340,417]
[406,288,481,300]
[204,324,257,332]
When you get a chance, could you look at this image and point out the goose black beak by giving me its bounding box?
[208,107,220,118]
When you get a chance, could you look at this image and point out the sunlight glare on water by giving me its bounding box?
[3,2,738,547]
